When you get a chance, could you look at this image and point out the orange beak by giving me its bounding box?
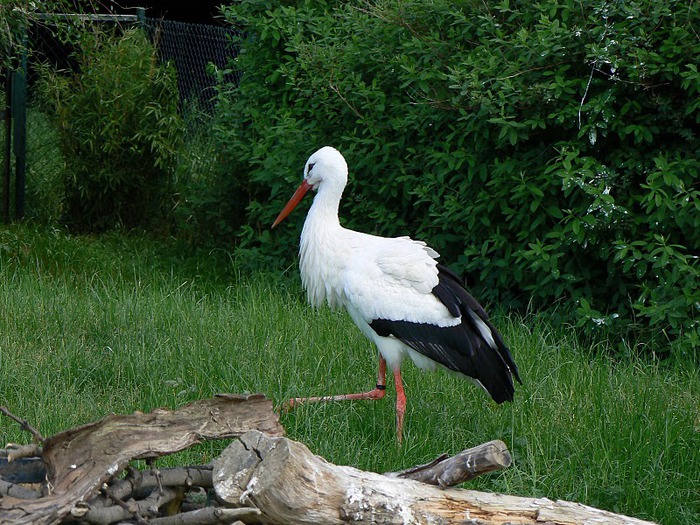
[272,180,312,228]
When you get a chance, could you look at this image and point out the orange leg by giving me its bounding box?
[283,357,387,410]
[393,368,406,443]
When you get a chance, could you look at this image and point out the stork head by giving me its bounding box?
[303,146,348,190]
[272,146,348,228]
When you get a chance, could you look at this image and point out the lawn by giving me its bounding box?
[0,225,698,524]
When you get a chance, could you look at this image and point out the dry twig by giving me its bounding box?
[0,407,45,444]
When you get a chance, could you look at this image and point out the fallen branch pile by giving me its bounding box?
[0,395,657,525]
[0,395,281,525]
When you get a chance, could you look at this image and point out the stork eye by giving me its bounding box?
[307,162,315,172]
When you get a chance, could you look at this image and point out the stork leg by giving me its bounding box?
[282,356,387,410]
[393,368,406,443]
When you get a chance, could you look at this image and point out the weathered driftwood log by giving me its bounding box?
[0,478,41,500]
[107,465,214,500]
[72,485,181,524]
[386,439,511,487]
[1,444,43,463]
[213,430,657,525]
[66,465,216,525]
[146,507,260,525]
[0,394,283,525]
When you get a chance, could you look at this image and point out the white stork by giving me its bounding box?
[272,146,521,441]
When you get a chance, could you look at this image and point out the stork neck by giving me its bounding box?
[299,184,347,309]
[307,184,343,230]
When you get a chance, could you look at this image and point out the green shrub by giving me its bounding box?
[40,28,183,232]
[213,0,699,356]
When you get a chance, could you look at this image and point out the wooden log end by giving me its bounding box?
[388,439,512,487]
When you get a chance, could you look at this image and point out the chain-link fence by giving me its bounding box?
[144,18,241,118]
[2,13,240,223]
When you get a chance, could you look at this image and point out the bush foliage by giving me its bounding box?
[211,0,699,355]
[40,28,183,232]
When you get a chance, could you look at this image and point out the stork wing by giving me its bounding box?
[376,236,440,294]
[370,264,522,403]
[342,234,455,326]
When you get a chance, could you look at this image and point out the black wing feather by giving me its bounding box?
[370,264,521,404]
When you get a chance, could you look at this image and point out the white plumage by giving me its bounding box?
[273,146,520,441]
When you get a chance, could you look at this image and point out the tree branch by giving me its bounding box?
[0,407,45,444]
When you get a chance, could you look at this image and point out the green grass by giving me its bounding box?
[1,224,698,523]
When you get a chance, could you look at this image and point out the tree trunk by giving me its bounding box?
[213,430,657,525]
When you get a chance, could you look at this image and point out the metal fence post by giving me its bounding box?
[12,26,28,220]
[136,6,146,28]
[2,73,11,224]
